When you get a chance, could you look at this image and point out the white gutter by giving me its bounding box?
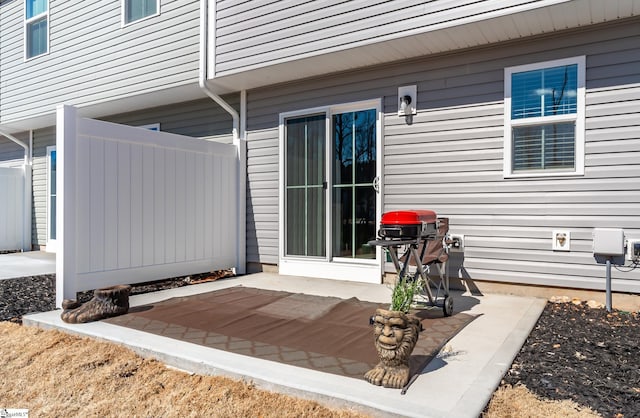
[200,0,246,274]
[0,128,32,252]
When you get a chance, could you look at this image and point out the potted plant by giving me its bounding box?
[364,275,423,389]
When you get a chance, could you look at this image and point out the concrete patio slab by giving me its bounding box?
[0,251,56,280]
[23,272,546,418]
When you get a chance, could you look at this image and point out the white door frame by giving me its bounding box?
[278,98,384,283]
[46,145,57,252]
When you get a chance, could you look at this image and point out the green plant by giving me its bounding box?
[389,275,425,313]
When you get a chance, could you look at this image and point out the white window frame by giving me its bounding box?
[504,56,586,178]
[121,0,160,27]
[24,0,49,61]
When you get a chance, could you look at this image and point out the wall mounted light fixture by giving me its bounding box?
[398,85,417,116]
[400,95,412,114]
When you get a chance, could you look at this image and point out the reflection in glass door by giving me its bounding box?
[332,109,377,259]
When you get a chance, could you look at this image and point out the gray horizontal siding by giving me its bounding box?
[104,97,238,140]
[245,18,640,291]
[0,0,200,124]
[0,132,29,167]
[31,128,56,247]
[214,0,558,74]
[246,128,279,264]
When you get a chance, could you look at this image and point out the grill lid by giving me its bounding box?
[380,210,437,226]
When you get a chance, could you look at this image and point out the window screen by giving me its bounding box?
[509,63,579,172]
[125,0,158,24]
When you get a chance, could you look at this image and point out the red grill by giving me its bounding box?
[368,209,454,317]
[378,210,437,240]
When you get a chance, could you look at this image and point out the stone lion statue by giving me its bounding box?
[364,308,421,388]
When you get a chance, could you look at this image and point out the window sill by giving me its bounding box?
[503,169,584,179]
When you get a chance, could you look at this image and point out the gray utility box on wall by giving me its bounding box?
[592,228,625,256]
[592,228,625,313]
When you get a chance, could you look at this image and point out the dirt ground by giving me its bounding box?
[0,322,367,417]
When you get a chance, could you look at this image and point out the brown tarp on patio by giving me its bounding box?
[106,286,475,380]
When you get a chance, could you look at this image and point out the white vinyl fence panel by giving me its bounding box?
[0,167,25,251]
[56,105,239,306]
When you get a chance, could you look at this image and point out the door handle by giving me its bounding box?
[372,176,380,193]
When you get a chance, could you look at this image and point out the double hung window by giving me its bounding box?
[25,0,48,59]
[123,0,159,25]
[504,56,585,177]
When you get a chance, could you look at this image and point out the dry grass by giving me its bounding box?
[484,384,601,418]
[0,322,366,417]
[1,322,602,418]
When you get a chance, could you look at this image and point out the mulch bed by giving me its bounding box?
[75,270,234,303]
[501,301,640,417]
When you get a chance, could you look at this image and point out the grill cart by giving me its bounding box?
[369,210,454,316]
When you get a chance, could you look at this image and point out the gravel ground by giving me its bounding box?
[0,272,229,323]
[0,275,57,323]
[2,275,638,416]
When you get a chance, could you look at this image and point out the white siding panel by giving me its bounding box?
[75,136,91,273]
[90,140,106,272]
[130,144,144,267]
[104,140,119,271]
[164,149,177,264]
[117,142,132,269]
[175,150,187,263]
[154,148,166,265]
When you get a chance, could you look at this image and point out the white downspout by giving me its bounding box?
[237,90,247,275]
[200,0,246,274]
[0,129,32,252]
[199,0,238,138]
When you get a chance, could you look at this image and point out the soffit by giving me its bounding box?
[207,0,638,94]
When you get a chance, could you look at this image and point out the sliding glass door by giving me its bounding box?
[285,115,326,257]
[282,101,381,281]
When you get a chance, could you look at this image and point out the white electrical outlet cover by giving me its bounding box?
[627,239,640,261]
